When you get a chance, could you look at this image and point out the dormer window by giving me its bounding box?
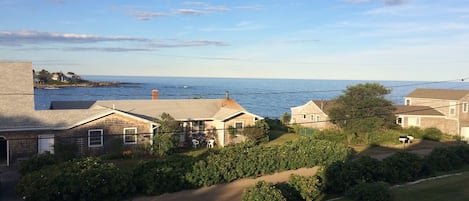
[405,98,411,106]
[463,102,468,113]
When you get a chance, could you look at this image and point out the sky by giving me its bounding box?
[1,0,469,81]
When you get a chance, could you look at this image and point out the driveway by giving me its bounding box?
[0,166,22,201]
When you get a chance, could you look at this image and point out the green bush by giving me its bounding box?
[400,126,424,139]
[424,147,464,172]
[16,157,133,201]
[368,129,403,145]
[133,155,195,195]
[383,152,423,183]
[345,182,392,201]
[18,152,58,175]
[186,137,349,187]
[313,129,348,145]
[325,156,383,194]
[288,174,323,201]
[242,181,286,201]
[422,127,443,141]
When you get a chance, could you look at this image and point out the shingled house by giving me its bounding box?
[290,100,336,130]
[0,62,156,166]
[395,88,469,138]
[50,94,264,147]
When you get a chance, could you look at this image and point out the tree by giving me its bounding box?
[153,113,181,156]
[280,112,291,125]
[37,69,50,83]
[328,83,396,134]
[243,120,270,144]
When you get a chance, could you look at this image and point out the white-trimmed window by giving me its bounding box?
[396,117,403,125]
[449,102,456,116]
[316,115,320,122]
[405,98,411,106]
[463,102,468,113]
[235,122,244,135]
[88,129,103,147]
[123,128,137,144]
[311,115,315,121]
[303,114,306,119]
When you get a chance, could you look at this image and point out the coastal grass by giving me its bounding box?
[267,131,304,145]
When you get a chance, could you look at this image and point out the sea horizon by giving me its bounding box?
[35,75,469,118]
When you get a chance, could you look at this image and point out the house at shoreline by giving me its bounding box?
[396,88,469,139]
[0,62,262,166]
[0,62,157,166]
[290,100,336,130]
[290,88,469,139]
[50,92,264,148]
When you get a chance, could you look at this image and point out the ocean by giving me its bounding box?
[34,76,469,118]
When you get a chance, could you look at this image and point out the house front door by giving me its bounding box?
[0,136,8,166]
[462,127,469,142]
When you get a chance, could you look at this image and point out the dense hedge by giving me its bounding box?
[345,182,392,201]
[16,158,133,201]
[133,137,349,195]
[325,145,469,195]
[18,152,58,175]
[185,138,349,187]
[288,174,323,201]
[242,181,286,201]
[132,155,196,195]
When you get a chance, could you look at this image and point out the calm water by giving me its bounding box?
[34,76,469,118]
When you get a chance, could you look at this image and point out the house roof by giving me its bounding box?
[0,109,156,132]
[406,88,469,100]
[50,98,260,122]
[394,105,444,116]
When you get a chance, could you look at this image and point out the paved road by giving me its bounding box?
[0,167,22,201]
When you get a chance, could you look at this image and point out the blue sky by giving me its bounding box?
[1,0,469,81]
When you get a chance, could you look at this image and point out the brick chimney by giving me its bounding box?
[152,89,159,100]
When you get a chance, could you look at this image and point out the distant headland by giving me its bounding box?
[33,69,123,89]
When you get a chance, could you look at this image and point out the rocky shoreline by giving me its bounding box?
[34,81,124,89]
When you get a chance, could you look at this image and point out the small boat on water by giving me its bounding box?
[43,87,60,90]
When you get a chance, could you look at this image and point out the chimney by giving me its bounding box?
[320,101,324,111]
[225,90,230,99]
[152,89,159,100]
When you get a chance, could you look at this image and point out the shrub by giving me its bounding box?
[133,155,195,195]
[53,139,79,162]
[424,147,464,172]
[16,157,133,201]
[422,127,443,141]
[345,182,392,201]
[288,174,323,201]
[242,181,286,201]
[18,152,58,175]
[324,156,383,194]
[383,152,423,183]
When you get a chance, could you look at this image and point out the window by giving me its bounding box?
[303,114,306,119]
[396,117,403,125]
[311,115,315,121]
[235,122,244,134]
[463,102,468,113]
[449,102,456,116]
[408,117,420,127]
[405,98,411,106]
[123,128,137,144]
[88,129,103,147]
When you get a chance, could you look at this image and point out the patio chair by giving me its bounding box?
[207,139,215,148]
[192,139,200,148]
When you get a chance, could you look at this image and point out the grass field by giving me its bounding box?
[391,172,469,201]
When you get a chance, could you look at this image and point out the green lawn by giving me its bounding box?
[332,172,469,201]
[267,130,304,145]
[392,172,469,201]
